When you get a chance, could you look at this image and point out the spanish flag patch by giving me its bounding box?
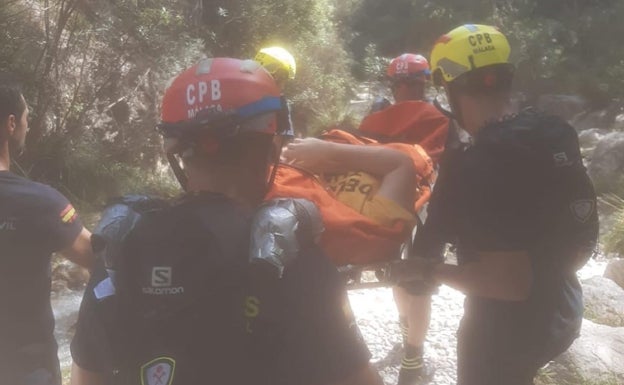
[60,204,77,224]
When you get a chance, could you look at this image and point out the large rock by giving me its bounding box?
[614,113,624,131]
[571,99,624,131]
[537,94,587,122]
[605,258,624,290]
[577,128,609,161]
[578,128,609,150]
[587,131,624,193]
[546,320,624,384]
[51,259,89,292]
[582,276,624,327]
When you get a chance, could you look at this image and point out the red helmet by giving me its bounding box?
[387,53,431,80]
[158,58,290,191]
[159,57,287,139]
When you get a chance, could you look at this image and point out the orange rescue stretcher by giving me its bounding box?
[267,101,449,289]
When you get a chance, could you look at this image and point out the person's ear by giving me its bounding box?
[2,114,16,137]
[7,114,16,136]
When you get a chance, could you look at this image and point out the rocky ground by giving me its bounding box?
[52,258,609,385]
[344,89,624,385]
[349,284,462,385]
[348,258,609,385]
[48,91,624,384]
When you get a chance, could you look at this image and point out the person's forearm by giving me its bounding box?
[325,143,416,209]
[61,228,95,270]
[431,251,532,301]
[323,142,411,177]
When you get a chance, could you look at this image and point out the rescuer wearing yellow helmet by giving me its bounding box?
[413,24,598,385]
[255,46,297,88]
[429,24,514,131]
[255,46,297,138]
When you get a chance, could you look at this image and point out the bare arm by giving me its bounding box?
[432,250,532,301]
[70,363,107,385]
[60,227,95,270]
[328,363,384,385]
[282,138,416,210]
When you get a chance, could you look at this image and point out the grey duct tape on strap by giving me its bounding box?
[91,196,150,284]
[250,198,324,277]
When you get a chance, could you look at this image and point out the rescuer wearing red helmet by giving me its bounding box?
[368,53,430,114]
[70,58,383,385]
[387,53,431,103]
[358,53,449,385]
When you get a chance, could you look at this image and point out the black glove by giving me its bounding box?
[382,257,442,286]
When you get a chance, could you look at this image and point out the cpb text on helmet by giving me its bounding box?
[469,33,495,54]
[468,33,493,47]
[395,60,408,73]
[186,80,222,118]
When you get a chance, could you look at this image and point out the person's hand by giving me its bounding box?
[281,138,338,173]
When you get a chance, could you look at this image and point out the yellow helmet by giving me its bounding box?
[430,24,511,86]
[255,46,296,81]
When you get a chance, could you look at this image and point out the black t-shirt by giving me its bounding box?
[417,112,595,359]
[71,194,370,385]
[0,171,83,379]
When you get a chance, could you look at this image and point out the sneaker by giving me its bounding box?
[397,359,435,385]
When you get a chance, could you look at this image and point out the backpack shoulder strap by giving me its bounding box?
[92,195,169,280]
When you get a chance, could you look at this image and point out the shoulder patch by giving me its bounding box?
[570,199,595,223]
[60,204,77,224]
[141,357,176,385]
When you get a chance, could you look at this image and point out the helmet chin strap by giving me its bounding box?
[433,91,473,149]
[433,91,466,130]
[432,95,456,121]
[168,137,287,197]
[166,153,189,191]
[266,135,285,194]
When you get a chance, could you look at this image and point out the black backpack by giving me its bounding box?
[93,193,254,385]
[477,109,599,361]
[477,108,599,272]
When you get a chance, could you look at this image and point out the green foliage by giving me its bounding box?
[361,44,389,80]
[206,0,356,135]
[601,194,624,256]
[1,0,357,202]
[59,135,180,204]
[348,0,624,106]
[583,302,624,328]
[347,0,490,78]
[0,0,205,203]
[592,172,624,197]
[536,364,621,385]
[3,0,624,204]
